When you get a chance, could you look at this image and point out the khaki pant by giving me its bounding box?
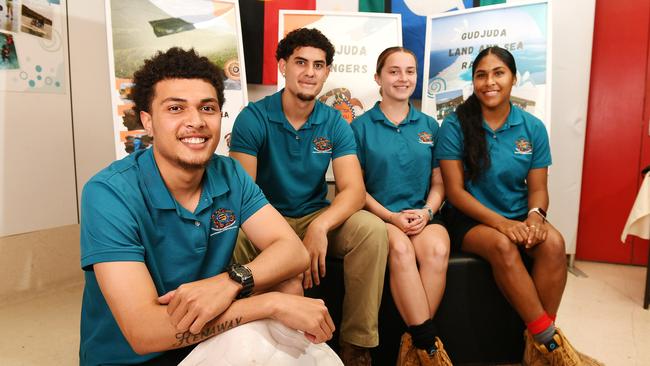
[232,208,389,348]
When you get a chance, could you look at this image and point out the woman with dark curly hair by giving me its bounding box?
[436,46,600,365]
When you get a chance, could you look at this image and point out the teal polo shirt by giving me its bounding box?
[351,102,439,212]
[435,104,552,218]
[79,148,267,366]
[230,89,357,217]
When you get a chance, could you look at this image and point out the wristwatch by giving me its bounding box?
[423,205,434,222]
[528,207,547,222]
[227,263,254,299]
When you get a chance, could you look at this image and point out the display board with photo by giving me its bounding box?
[106,0,248,159]
[0,0,66,93]
[278,11,402,123]
[421,0,550,130]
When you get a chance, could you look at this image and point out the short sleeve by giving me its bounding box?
[230,105,266,157]
[350,120,366,170]
[331,115,357,160]
[80,181,144,271]
[435,114,464,161]
[232,159,269,224]
[531,121,552,169]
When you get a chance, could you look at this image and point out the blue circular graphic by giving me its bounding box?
[37,75,42,80]
[55,81,60,87]
[36,65,42,72]
[29,80,36,87]
[427,77,447,97]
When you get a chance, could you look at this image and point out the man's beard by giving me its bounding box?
[176,155,212,171]
[297,92,316,102]
[176,155,211,171]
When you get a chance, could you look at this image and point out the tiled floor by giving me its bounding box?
[557,261,650,365]
[0,261,648,365]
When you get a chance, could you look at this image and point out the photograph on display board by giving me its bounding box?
[511,95,536,113]
[0,31,18,69]
[278,11,402,123]
[107,0,248,159]
[434,89,463,121]
[0,0,20,32]
[20,3,53,40]
[422,1,549,126]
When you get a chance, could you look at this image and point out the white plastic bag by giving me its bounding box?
[179,319,343,366]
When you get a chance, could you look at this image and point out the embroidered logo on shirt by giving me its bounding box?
[418,132,434,145]
[312,137,333,154]
[210,208,238,236]
[514,138,533,155]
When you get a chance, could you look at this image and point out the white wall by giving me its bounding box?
[0,0,78,236]
[505,0,596,255]
[546,0,596,255]
[67,0,115,200]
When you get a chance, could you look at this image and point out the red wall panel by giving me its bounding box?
[577,0,650,264]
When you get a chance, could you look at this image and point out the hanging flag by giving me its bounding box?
[316,0,386,12]
[239,0,314,85]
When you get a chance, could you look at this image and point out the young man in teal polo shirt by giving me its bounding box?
[229,28,389,365]
[79,47,334,366]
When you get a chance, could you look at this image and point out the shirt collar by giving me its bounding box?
[202,157,230,200]
[139,149,229,210]
[369,101,418,128]
[267,89,326,128]
[482,102,524,132]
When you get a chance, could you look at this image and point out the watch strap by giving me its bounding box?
[528,207,547,222]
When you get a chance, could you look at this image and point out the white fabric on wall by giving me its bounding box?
[621,173,650,242]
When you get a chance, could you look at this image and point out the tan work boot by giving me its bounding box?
[339,341,371,366]
[415,337,453,366]
[533,327,605,366]
[523,330,549,366]
[576,351,605,366]
[396,333,420,366]
[525,327,605,366]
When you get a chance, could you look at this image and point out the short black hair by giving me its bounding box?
[275,28,335,66]
[131,47,225,116]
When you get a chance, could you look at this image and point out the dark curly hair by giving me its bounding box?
[276,28,335,66]
[457,46,516,181]
[130,47,225,117]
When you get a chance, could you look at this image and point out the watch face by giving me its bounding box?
[229,264,254,299]
[230,264,252,282]
[233,266,250,279]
